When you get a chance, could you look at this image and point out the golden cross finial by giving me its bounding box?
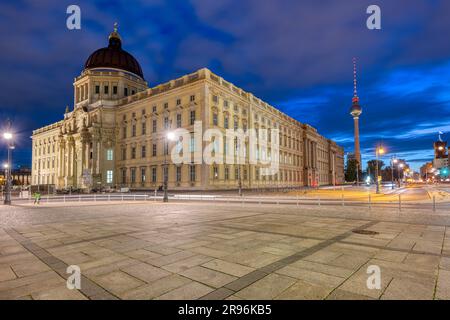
[114,22,118,33]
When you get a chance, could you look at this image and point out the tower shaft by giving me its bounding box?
[353,116,361,166]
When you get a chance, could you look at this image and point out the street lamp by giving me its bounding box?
[3,129,14,205]
[163,131,175,202]
[375,145,384,194]
[391,157,398,190]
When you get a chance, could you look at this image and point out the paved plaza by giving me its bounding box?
[0,200,449,300]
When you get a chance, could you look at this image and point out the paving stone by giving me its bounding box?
[31,287,87,300]
[275,280,333,300]
[326,289,374,300]
[120,274,192,299]
[121,262,171,283]
[436,269,450,300]
[202,259,255,277]
[276,265,346,287]
[155,281,214,300]
[0,266,16,281]
[180,266,237,288]
[162,255,213,273]
[94,271,144,295]
[146,251,196,267]
[235,274,297,300]
[381,278,434,300]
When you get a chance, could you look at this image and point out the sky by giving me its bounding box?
[0,0,449,171]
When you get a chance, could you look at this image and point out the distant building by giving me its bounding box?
[432,133,449,170]
[420,162,433,179]
[0,167,31,186]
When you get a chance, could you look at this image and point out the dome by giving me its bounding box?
[84,24,144,79]
[350,96,362,117]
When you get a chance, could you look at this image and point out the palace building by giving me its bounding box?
[31,26,344,191]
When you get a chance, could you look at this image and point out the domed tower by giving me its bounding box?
[350,58,362,176]
[73,23,147,108]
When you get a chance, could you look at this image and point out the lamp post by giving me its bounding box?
[375,145,384,194]
[398,163,404,187]
[3,130,14,205]
[391,157,398,190]
[163,131,175,203]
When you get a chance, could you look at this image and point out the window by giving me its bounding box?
[176,139,182,153]
[142,122,146,135]
[176,99,181,105]
[122,169,127,183]
[131,147,136,159]
[95,85,100,94]
[235,167,239,180]
[104,85,109,94]
[164,102,169,109]
[234,119,238,130]
[190,165,196,182]
[131,168,136,183]
[122,148,127,160]
[224,100,229,107]
[189,136,195,152]
[152,119,157,133]
[122,127,127,139]
[106,149,113,161]
[224,116,229,129]
[164,141,169,155]
[152,105,157,113]
[142,109,146,115]
[106,170,113,183]
[176,166,181,182]
[141,145,146,158]
[213,113,218,126]
[190,95,195,102]
[141,168,146,183]
[152,143,157,156]
[176,114,182,128]
[225,166,229,180]
[124,88,128,96]
[213,166,219,179]
[190,111,195,125]
[132,124,136,137]
[213,95,218,103]
[152,167,157,182]
[164,117,169,129]
[113,86,118,95]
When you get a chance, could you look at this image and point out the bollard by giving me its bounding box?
[94,195,97,202]
[108,194,110,202]
[134,195,136,201]
[433,195,436,212]
[64,195,66,203]
[341,194,344,206]
[398,194,402,211]
[122,194,124,201]
[79,195,81,202]
[318,196,321,206]
[368,194,371,210]
[296,194,299,207]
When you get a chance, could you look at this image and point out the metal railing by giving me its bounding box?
[2,192,448,212]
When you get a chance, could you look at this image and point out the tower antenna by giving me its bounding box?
[352,57,359,103]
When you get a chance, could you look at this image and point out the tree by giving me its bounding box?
[345,158,358,182]
[366,160,385,179]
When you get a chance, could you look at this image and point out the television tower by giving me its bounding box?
[350,58,362,183]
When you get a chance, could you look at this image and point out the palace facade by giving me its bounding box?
[31,27,344,191]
